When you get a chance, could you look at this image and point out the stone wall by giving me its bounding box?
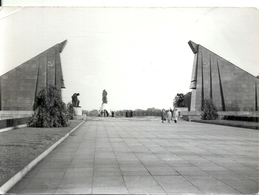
[0,40,67,111]
[188,40,259,112]
[0,111,33,120]
[0,117,30,129]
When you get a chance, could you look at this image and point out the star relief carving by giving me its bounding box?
[203,62,209,67]
[47,61,54,66]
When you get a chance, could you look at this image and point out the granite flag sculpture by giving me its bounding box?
[0,40,67,111]
[188,40,259,112]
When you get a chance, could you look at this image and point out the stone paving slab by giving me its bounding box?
[8,117,259,194]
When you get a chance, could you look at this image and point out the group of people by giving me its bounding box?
[161,108,179,123]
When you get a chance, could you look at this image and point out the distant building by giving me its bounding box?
[188,40,259,113]
[0,40,67,112]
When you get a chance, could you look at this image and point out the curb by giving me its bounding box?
[190,120,259,130]
[0,124,27,133]
[0,120,85,194]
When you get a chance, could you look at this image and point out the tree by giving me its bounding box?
[201,98,218,120]
[173,93,186,107]
[28,85,68,127]
[88,109,99,116]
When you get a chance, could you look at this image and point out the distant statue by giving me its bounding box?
[102,89,108,104]
[72,93,80,107]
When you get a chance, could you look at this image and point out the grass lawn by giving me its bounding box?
[0,119,84,186]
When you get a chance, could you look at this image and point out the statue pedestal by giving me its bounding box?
[100,103,111,116]
[74,107,82,116]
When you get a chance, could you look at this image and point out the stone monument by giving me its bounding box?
[100,89,111,117]
[187,40,259,120]
[71,93,82,116]
[72,93,80,107]
[0,40,67,119]
[188,40,259,112]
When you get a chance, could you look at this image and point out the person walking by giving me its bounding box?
[170,108,174,121]
[161,108,166,123]
[173,108,179,123]
[167,109,172,123]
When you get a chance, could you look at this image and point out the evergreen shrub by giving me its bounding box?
[201,99,218,120]
[28,85,68,127]
[67,102,76,120]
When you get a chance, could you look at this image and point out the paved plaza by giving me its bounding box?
[9,117,259,194]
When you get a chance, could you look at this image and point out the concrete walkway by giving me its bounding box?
[8,117,259,194]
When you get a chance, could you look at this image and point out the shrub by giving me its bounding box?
[67,102,76,120]
[28,85,69,127]
[201,99,218,120]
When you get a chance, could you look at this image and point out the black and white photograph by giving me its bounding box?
[0,1,259,194]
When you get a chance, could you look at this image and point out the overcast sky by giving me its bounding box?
[0,6,259,111]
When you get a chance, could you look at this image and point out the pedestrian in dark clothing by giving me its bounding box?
[170,108,174,121]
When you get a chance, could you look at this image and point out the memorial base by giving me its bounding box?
[74,107,83,119]
[100,103,111,117]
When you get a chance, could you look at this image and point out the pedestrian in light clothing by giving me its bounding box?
[167,109,172,123]
[173,108,179,123]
